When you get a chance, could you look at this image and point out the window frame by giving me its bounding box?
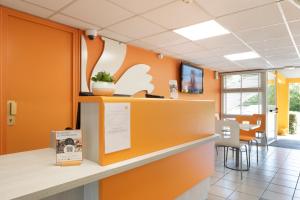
[221,71,266,118]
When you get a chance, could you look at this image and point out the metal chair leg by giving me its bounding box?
[265,135,269,151]
[223,146,226,167]
[240,148,243,179]
[255,140,258,164]
[245,145,249,169]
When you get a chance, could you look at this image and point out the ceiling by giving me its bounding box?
[279,68,300,78]
[1,0,300,72]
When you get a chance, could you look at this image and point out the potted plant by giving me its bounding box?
[91,71,115,96]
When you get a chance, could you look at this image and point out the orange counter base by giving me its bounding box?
[100,142,214,200]
[78,96,216,200]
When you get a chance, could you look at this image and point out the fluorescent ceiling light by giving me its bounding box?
[224,51,260,61]
[173,20,230,41]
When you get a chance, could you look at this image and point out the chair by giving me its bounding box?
[215,120,250,175]
[235,115,259,166]
[253,114,268,151]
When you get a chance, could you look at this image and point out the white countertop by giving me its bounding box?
[0,134,218,200]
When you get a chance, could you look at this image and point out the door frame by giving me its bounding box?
[0,6,80,154]
[265,70,278,143]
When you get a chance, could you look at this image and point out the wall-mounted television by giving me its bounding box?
[180,63,204,94]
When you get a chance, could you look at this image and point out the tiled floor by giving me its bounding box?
[208,146,300,200]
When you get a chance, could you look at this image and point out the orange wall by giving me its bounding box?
[84,36,221,113]
[276,72,289,133]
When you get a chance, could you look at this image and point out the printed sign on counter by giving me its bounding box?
[104,103,131,154]
[54,130,83,166]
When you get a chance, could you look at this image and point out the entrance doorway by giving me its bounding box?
[288,83,300,136]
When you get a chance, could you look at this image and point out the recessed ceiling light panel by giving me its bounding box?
[173,20,230,41]
[224,51,260,61]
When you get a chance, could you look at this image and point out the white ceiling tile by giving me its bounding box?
[281,0,300,22]
[140,31,188,48]
[235,58,271,68]
[294,36,300,45]
[108,0,174,14]
[50,14,99,29]
[266,53,299,60]
[61,0,133,27]
[0,0,53,18]
[182,49,221,60]
[98,29,132,43]
[142,1,211,29]
[237,23,289,43]
[192,57,229,66]
[24,0,73,11]
[161,42,206,55]
[208,61,245,71]
[216,44,251,56]
[217,3,283,32]
[195,0,274,17]
[249,37,293,50]
[256,46,296,57]
[128,40,159,50]
[289,20,300,36]
[108,16,166,39]
[195,34,242,50]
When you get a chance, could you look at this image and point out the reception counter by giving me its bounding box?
[0,97,218,200]
[79,96,217,200]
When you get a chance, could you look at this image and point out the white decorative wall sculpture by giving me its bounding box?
[80,36,154,95]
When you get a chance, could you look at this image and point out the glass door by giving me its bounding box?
[266,71,278,143]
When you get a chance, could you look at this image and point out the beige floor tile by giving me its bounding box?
[207,194,225,200]
[294,189,300,198]
[261,190,293,200]
[215,179,240,190]
[237,184,265,197]
[227,191,259,200]
[267,184,295,196]
[208,185,234,199]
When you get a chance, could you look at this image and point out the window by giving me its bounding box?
[222,73,263,116]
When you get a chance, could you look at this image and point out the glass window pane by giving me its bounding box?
[224,74,241,89]
[224,93,241,114]
[242,73,260,88]
[241,92,262,115]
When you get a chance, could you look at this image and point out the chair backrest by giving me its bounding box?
[252,114,266,133]
[235,115,256,137]
[215,120,240,148]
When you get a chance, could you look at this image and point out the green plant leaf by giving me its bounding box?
[91,71,114,82]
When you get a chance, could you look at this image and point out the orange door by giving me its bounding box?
[0,8,79,154]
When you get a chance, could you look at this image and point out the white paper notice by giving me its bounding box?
[104,103,131,154]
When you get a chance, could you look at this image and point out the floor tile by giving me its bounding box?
[215,179,240,190]
[208,185,234,199]
[294,189,300,198]
[227,191,259,200]
[271,177,297,188]
[267,184,295,196]
[207,194,225,200]
[261,190,293,200]
[237,184,266,197]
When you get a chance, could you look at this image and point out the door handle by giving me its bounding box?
[7,100,17,125]
[8,100,17,115]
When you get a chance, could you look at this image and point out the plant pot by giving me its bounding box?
[92,81,115,96]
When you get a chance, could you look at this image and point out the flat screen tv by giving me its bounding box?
[180,63,203,94]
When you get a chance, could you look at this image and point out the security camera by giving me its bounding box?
[85,29,98,40]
